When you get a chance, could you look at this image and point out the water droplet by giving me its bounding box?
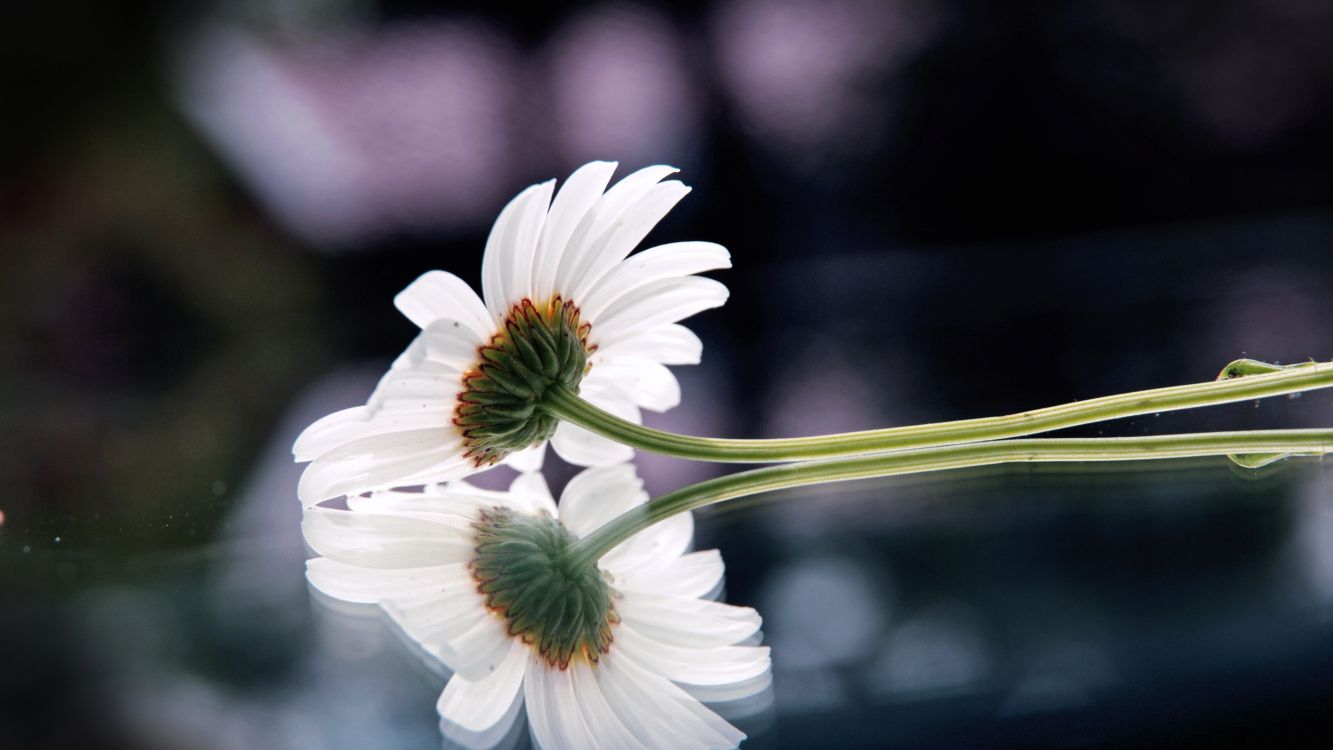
[22,546,30,554]
[211,480,227,496]
[53,536,61,543]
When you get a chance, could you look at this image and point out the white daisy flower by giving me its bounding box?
[294,162,731,507]
[303,465,771,749]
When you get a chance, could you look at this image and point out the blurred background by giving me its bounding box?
[3,0,1333,747]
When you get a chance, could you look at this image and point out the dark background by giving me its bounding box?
[3,1,1333,748]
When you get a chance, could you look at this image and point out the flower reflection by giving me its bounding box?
[303,466,770,749]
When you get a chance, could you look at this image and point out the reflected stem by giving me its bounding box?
[564,428,1333,569]
[543,359,1333,463]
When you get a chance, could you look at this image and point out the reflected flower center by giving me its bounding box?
[455,297,594,467]
[470,506,618,669]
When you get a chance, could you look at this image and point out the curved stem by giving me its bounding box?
[544,360,1333,463]
[565,428,1333,569]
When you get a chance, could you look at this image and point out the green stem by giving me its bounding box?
[545,359,1333,462]
[565,428,1333,569]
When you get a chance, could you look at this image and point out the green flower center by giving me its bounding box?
[455,298,595,467]
[470,506,618,669]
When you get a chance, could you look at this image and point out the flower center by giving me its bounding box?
[455,297,595,467]
[470,506,618,669]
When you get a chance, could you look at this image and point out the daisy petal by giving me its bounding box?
[618,595,762,648]
[554,165,678,299]
[557,464,646,539]
[507,180,556,306]
[581,241,731,323]
[348,483,508,516]
[613,549,725,601]
[587,357,682,412]
[601,511,693,574]
[568,662,650,749]
[367,369,462,412]
[305,558,462,604]
[294,404,455,463]
[532,161,618,302]
[594,323,703,365]
[386,587,490,660]
[598,651,743,749]
[297,429,472,507]
[548,377,640,466]
[301,508,475,567]
[481,181,555,321]
[401,319,485,371]
[438,638,529,733]
[394,270,493,340]
[549,422,635,468]
[526,665,602,750]
[507,471,558,516]
[617,624,772,689]
[436,613,513,681]
[568,180,693,302]
[591,277,729,348]
[501,442,547,474]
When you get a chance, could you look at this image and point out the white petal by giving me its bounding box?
[587,357,681,412]
[557,464,647,538]
[296,429,472,507]
[600,510,693,574]
[385,587,489,661]
[617,596,761,648]
[616,623,771,689]
[505,180,556,306]
[305,558,463,605]
[523,657,561,750]
[438,638,529,733]
[613,549,725,601]
[553,165,677,300]
[394,270,494,340]
[440,685,526,750]
[481,181,555,321]
[567,181,692,302]
[549,418,636,468]
[580,241,731,323]
[301,508,475,567]
[597,651,743,749]
[348,485,492,516]
[367,370,462,413]
[295,404,453,463]
[532,161,618,303]
[506,471,558,516]
[595,324,703,365]
[548,380,640,466]
[591,277,728,348]
[501,442,546,474]
[436,611,513,681]
[525,664,601,750]
[418,321,485,369]
[569,661,651,749]
[680,670,773,706]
